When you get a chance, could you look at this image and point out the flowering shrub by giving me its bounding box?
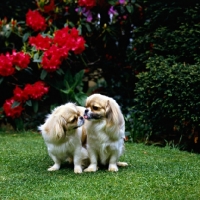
[29,27,85,73]
[0,0,140,130]
[0,51,30,76]
[3,81,49,118]
[11,51,31,69]
[3,98,24,119]
[78,0,96,8]
[0,54,15,76]
[26,9,47,31]
[22,81,49,100]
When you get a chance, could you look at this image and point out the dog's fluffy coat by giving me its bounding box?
[83,93,128,172]
[38,103,88,173]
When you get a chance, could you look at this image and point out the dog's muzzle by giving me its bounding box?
[84,109,90,119]
[84,109,102,120]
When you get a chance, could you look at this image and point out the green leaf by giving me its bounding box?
[72,70,84,89]
[74,70,84,85]
[107,0,116,5]
[56,68,64,75]
[0,77,4,84]
[40,69,47,80]
[84,23,92,32]
[69,71,83,91]
[75,92,87,106]
[14,117,24,131]
[126,5,134,13]
[3,26,11,38]
[22,32,31,42]
[33,53,42,63]
[67,21,74,27]
[60,88,73,95]
[33,101,39,113]
[77,25,82,35]
[15,66,21,71]
[11,101,21,108]
[64,70,74,87]
[26,100,32,107]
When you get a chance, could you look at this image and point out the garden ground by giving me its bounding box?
[0,131,200,200]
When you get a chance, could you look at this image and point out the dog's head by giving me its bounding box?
[42,103,84,139]
[84,94,124,128]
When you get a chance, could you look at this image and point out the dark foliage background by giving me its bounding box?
[1,0,200,151]
[126,0,200,152]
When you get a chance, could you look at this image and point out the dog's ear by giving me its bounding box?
[106,99,124,129]
[54,116,67,139]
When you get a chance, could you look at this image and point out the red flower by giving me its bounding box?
[12,51,30,69]
[27,27,85,73]
[26,9,47,31]
[70,27,79,38]
[73,37,86,54]
[13,86,29,102]
[0,54,15,76]
[24,81,49,100]
[58,46,69,58]
[54,27,85,54]
[78,0,96,8]
[41,45,63,72]
[29,34,52,50]
[54,27,72,49]
[37,0,55,13]
[69,28,85,54]
[3,98,24,118]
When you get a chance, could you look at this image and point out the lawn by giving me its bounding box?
[0,131,200,200]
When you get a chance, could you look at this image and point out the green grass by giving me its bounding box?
[0,131,200,200]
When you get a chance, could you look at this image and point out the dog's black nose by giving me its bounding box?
[85,109,89,114]
[80,116,83,120]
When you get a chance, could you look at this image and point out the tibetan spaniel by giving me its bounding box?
[38,103,88,173]
[83,93,128,172]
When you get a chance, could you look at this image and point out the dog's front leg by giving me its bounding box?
[48,153,61,171]
[73,149,83,174]
[108,153,119,172]
[84,150,98,172]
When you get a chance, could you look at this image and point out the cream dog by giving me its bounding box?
[38,103,88,173]
[83,93,128,172]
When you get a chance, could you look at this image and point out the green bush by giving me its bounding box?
[124,0,200,148]
[131,56,200,149]
[127,1,200,71]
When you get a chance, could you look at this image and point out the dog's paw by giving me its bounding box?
[47,166,59,171]
[117,161,128,167]
[108,164,118,172]
[74,166,82,174]
[47,164,60,171]
[84,164,98,172]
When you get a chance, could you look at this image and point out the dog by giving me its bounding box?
[83,93,128,172]
[38,102,88,173]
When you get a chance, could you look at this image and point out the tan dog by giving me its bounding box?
[38,103,88,173]
[83,94,128,172]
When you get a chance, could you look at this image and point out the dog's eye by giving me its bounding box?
[92,106,99,110]
[70,117,76,123]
